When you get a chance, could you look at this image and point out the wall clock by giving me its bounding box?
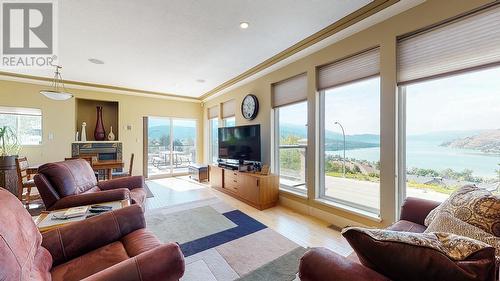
[241,94,259,120]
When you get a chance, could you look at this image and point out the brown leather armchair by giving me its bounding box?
[299,197,441,281]
[0,187,185,281]
[34,159,147,211]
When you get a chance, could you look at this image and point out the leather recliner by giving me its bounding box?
[0,187,185,281]
[34,159,147,211]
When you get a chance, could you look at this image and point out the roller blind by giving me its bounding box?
[222,99,236,118]
[207,106,219,119]
[397,4,500,85]
[317,47,380,91]
[272,73,308,108]
[0,106,41,116]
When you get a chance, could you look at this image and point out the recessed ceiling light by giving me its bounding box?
[88,58,104,64]
[196,79,205,83]
[239,22,249,29]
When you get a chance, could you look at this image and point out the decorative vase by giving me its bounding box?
[108,126,115,141]
[81,122,87,142]
[94,106,106,141]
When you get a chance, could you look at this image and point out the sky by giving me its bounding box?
[280,67,500,136]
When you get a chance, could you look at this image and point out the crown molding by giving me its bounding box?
[0,71,201,103]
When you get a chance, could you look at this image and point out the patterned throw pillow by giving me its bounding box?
[342,227,496,281]
[424,185,500,236]
[425,212,500,261]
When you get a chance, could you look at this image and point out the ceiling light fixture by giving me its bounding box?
[39,66,74,101]
[196,79,206,83]
[239,22,249,29]
[88,58,105,64]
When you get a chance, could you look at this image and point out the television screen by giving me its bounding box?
[218,124,261,162]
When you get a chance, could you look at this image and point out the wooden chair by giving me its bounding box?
[112,153,134,178]
[15,157,41,207]
[65,156,100,181]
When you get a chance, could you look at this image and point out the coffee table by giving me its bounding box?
[34,199,130,233]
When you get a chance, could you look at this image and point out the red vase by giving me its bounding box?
[94,106,106,141]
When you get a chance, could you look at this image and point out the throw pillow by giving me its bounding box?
[425,211,500,260]
[424,185,500,236]
[342,227,496,281]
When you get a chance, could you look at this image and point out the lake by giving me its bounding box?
[326,140,500,179]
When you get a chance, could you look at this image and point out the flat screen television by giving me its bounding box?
[218,124,261,162]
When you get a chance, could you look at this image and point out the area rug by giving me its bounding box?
[145,198,306,281]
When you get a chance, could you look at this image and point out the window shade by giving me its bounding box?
[0,106,41,116]
[222,99,236,118]
[207,106,219,119]
[397,4,500,85]
[272,73,308,108]
[317,47,380,91]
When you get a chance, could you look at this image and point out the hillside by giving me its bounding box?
[441,129,500,153]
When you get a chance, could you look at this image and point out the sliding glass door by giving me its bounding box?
[146,116,197,178]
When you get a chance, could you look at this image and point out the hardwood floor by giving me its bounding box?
[145,176,353,256]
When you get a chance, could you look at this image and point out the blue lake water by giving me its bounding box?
[326,140,500,179]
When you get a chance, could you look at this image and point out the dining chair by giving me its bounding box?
[112,153,134,178]
[15,157,41,207]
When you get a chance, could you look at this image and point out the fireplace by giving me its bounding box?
[72,141,123,176]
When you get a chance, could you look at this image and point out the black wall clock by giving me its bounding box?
[241,94,259,120]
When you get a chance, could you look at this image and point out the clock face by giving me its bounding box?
[241,94,259,120]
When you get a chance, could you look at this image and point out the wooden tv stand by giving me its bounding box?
[209,165,279,210]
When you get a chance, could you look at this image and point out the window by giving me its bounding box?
[223,117,235,127]
[275,101,308,193]
[397,4,500,202]
[401,67,500,201]
[320,78,380,214]
[209,118,219,163]
[317,48,381,215]
[272,73,308,194]
[0,107,42,145]
[146,117,197,177]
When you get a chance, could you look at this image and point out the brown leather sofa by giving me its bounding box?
[34,159,147,211]
[299,197,441,281]
[0,187,185,281]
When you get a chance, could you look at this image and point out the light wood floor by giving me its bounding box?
[145,176,353,256]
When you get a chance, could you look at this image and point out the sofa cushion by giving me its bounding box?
[342,227,496,281]
[425,185,500,236]
[121,229,162,257]
[425,211,500,260]
[38,159,98,196]
[51,241,129,281]
[387,220,426,233]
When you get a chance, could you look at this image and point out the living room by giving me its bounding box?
[1,0,499,280]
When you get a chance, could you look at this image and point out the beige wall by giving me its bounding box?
[202,0,493,227]
[0,79,203,176]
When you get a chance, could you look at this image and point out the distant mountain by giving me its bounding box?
[280,123,380,151]
[408,130,486,143]
[148,125,196,141]
[441,129,500,153]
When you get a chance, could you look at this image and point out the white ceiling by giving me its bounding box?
[7,0,374,98]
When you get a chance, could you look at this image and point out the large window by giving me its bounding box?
[275,101,308,193]
[209,118,219,163]
[398,4,500,202]
[402,67,500,201]
[0,107,42,145]
[146,117,197,177]
[320,77,380,214]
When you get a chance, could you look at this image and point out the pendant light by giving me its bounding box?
[39,65,73,101]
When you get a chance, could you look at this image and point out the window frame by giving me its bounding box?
[273,101,308,195]
[0,107,43,146]
[222,116,236,127]
[208,117,219,164]
[318,77,382,215]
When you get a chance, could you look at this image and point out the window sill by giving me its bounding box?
[279,188,307,198]
[314,198,382,223]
